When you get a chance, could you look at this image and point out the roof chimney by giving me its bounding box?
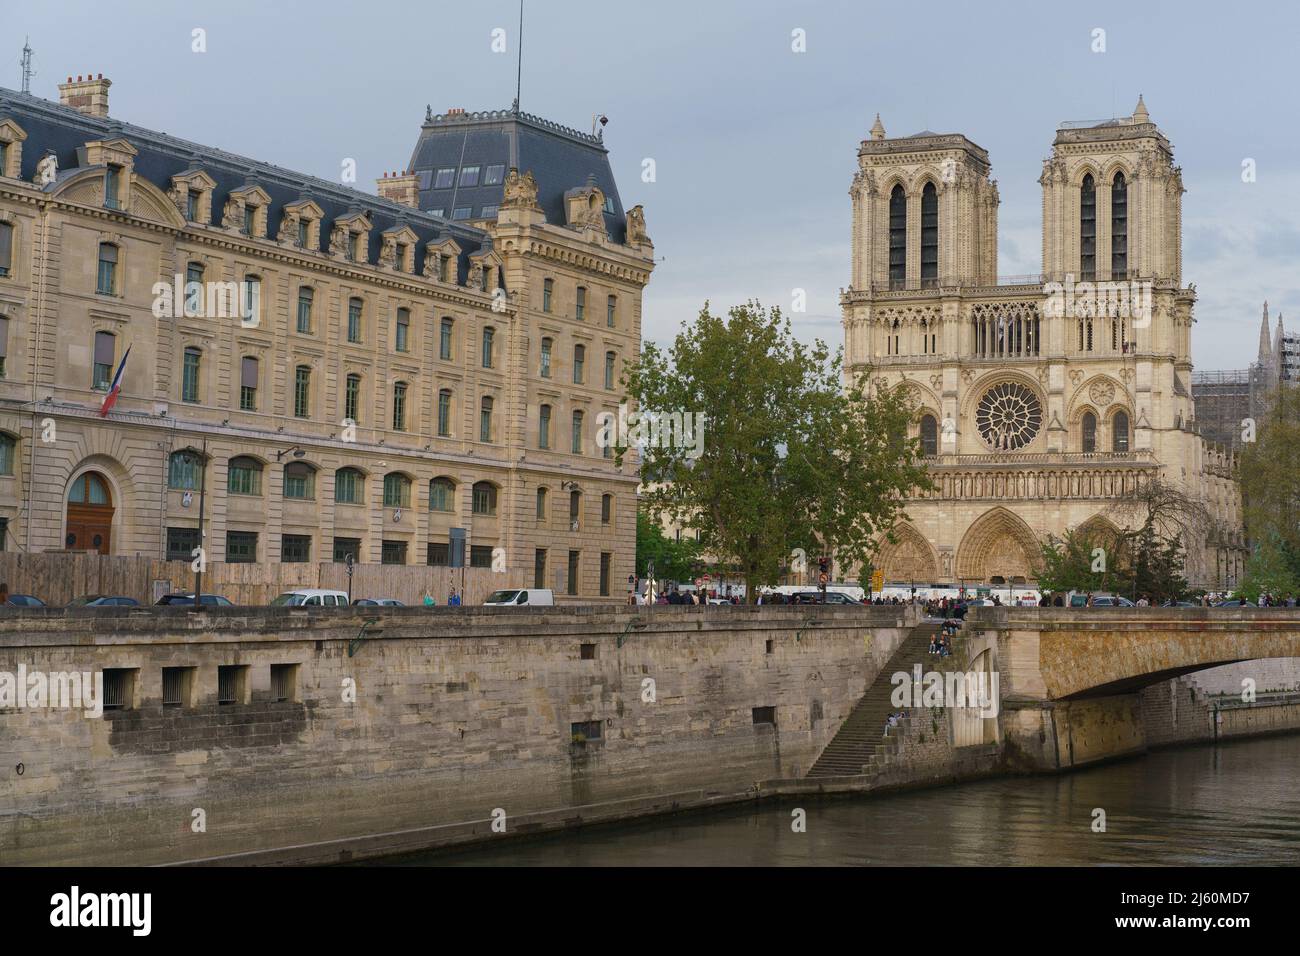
[376,170,420,208]
[59,73,111,117]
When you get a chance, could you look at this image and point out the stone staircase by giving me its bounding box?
[806,618,964,778]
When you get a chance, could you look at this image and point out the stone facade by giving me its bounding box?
[0,77,652,601]
[842,101,1246,589]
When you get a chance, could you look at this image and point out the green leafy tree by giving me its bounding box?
[624,301,934,601]
[1241,384,1300,594]
[1037,528,1113,595]
[635,509,702,583]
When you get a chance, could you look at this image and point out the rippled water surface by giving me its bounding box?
[386,735,1300,866]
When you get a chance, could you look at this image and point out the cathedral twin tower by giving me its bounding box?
[841,98,1244,591]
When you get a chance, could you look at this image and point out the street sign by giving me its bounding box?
[871,569,884,591]
[694,577,703,587]
[819,571,829,585]
[703,574,711,583]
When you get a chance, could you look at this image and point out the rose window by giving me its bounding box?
[975,383,1042,451]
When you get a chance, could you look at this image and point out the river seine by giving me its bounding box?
[387,735,1300,866]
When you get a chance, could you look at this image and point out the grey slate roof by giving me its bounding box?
[0,86,492,282]
[408,108,627,244]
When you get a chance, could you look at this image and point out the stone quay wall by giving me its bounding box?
[0,604,916,865]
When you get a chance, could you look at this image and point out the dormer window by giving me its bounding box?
[186,190,200,222]
[243,204,256,237]
[103,165,122,210]
[282,200,322,250]
[0,119,27,179]
[297,219,309,248]
[395,242,407,271]
[171,169,215,225]
[459,166,481,187]
[226,184,270,239]
[350,233,363,262]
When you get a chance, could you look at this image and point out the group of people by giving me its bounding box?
[929,618,959,657]
[884,710,907,736]
[420,587,461,607]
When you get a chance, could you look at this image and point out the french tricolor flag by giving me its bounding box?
[99,346,130,418]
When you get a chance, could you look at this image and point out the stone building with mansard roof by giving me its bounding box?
[842,99,1245,591]
[0,74,652,601]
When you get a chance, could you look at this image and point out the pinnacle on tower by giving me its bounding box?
[1133,94,1150,124]
[870,113,886,140]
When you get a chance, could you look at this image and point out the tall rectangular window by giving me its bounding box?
[393,382,407,431]
[297,218,309,248]
[888,185,906,290]
[607,295,617,328]
[96,243,118,295]
[438,390,451,437]
[599,552,611,597]
[539,404,551,449]
[920,183,938,288]
[395,308,410,352]
[481,327,494,368]
[575,286,586,320]
[344,374,360,423]
[1111,172,1128,280]
[573,345,585,384]
[0,222,12,278]
[605,352,616,390]
[348,298,363,343]
[294,366,310,418]
[567,550,580,596]
[1080,174,1097,281]
[543,278,553,313]
[296,287,313,333]
[92,331,114,390]
[181,348,201,403]
[534,549,547,589]
[186,190,199,222]
[243,205,256,236]
[440,318,453,359]
[540,338,552,378]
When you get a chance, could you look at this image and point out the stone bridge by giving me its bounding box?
[963,607,1300,770]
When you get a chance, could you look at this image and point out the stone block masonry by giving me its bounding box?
[0,604,916,865]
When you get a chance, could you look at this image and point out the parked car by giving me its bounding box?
[352,598,405,607]
[1067,592,1135,608]
[482,588,555,606]
[155,593,234,607]
[791,590,858,605]
[269,589,350,607]
[1162,600,1198,608]
[1213,599,1257,608]
[66,595,140,607]
[3,594,46,607]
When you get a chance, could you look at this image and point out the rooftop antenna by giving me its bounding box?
[511,0,524,114]
[20,37,35,94]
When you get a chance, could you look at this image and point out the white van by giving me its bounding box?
[270,588,350,607]
[482,588,555,607]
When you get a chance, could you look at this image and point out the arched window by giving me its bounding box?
[334,467,364,504]
[472,481,497,516]
[536,486,548,520]
[1112,410,1130,453]
[920,182,938,288]
[601,493,613,524]
[69,472,111,505]
[571,409,584,454]
[0,433,15,476]
[888,184,906,289]
[167,450,203,490]
[1080,173,1096,280]
[573,344,585,384]
[284,462,315,500]
[920,415,938,456]
[392,381,408,431]
[96,242,118,295]
[1111,171,1128,279]
[1082,411,1097,453]
[383,473,411,508]
[227,456,263,496]
[479,395,494,442]
[539,403,551,449]
[429,477,455,512]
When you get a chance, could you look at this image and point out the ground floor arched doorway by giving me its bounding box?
[65,471,114,554]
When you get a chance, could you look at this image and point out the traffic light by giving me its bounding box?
[818,555,829,575]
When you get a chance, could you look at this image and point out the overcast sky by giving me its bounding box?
[8,0,1298,370]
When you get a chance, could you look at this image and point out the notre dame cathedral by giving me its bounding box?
[841,98,1246,591]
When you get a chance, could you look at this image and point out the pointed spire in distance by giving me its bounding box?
[870,113,886,140]
[1259,301,1273,361]
[1133,94,1150,124]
